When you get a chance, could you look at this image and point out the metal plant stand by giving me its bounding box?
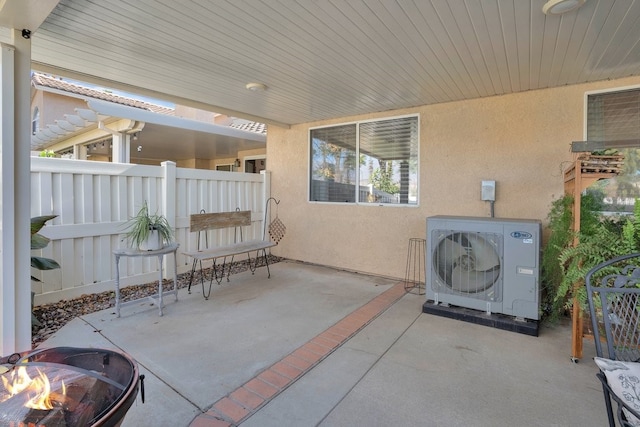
[113,243,179,317]
[404,238,426,295]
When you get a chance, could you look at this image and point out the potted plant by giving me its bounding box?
[124,201,174,251]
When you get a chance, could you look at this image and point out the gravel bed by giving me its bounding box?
[32,255,284,348]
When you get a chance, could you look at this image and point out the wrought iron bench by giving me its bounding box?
[586,253,640,427]
[182,199,285,300]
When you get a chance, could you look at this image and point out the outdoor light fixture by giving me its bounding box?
[542,0,586,15]
[245,82,267,92]
[235,158,241,167]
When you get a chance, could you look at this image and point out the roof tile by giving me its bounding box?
[31,73,174,115]
[229,121,266,135]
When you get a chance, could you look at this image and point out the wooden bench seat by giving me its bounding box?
[183,210,276,299]
[183,240,275,262]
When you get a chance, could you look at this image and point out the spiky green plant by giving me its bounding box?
[124,201,174,249]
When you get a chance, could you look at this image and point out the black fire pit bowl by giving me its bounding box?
[0,347,143,427]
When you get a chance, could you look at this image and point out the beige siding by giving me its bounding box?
[267,76,640,280]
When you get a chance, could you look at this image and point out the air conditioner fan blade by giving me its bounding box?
[434,232,500,292]
[451,264,500,293]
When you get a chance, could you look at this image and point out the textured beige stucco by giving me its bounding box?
[267,76,640,280]
[37,91,85,128]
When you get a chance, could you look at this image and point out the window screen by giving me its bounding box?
[588,89,640,143]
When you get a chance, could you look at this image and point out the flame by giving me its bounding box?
[2,366,33,397]
[24,368,53,410]
[1,365,65,410]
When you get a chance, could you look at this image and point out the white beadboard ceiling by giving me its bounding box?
[14,0,640,126]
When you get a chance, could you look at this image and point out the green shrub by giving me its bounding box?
[550,197,640,320]
[540,195,573,321]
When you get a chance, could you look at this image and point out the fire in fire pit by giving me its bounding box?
[0,347,143,426]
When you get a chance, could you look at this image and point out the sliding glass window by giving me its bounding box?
[309,114,419,205]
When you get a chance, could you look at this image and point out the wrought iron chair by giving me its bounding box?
[586,253,640,427]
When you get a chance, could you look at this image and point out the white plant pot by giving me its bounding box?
[140,229,162,251]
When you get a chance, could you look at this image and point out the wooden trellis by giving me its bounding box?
[563,154,621,362]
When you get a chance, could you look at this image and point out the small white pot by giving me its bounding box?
[140,229,162,251]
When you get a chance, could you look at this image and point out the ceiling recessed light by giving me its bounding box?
[542,0,586,15]
[245,82,267,92]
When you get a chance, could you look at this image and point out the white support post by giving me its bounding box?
[162,161,177,279]
[74,143,88,160]
[111,132,129,163]
[0,42,17,355]
[0,32,32,354]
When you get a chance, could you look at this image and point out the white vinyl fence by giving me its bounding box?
[30,157,271,305]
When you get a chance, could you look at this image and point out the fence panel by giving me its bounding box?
[30,158,269,305]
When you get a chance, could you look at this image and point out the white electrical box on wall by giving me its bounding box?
[481,180,496,201]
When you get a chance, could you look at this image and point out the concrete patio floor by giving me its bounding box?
[39,260,606,426]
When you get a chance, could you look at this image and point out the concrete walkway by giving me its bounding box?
[40,261,607,426]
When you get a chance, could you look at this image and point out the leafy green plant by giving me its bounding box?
[552,197,640,316]
[124,201,173,249]
[31,215,61,277]
[31,215,61,328]
[540,195,574,321]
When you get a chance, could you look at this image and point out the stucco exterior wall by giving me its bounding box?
[31,91,84,137]
[267,76,640,280]
[177,158,212,169]
[39,92,85,127]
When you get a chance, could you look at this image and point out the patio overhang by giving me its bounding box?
[0,0,59,37]
[88,100,265,142]
[31,98,266,162]
[21,1,640,128]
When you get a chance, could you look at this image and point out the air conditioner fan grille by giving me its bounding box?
[432,231,502,296]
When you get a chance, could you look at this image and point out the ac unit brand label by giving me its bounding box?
[510,231,533,239]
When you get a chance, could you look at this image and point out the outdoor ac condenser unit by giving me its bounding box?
[426,215,541,321]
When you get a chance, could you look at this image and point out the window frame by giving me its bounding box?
[584,84,640,142]
[308,113,420,207]
[584,84,640,214]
